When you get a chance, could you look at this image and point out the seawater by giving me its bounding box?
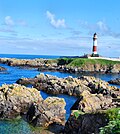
[0,54,120,134]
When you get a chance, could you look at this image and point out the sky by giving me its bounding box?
[0,0,120,57]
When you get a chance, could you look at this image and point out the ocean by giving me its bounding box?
[0,54,120,134]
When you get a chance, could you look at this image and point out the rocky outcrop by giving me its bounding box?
[64,111,108,134]
[64,108,120,134]
[108,78,120,85]
[17,73,120,98]
[0,84,43,119]
[0,84,66,128]
[0,58,57,68]
[0,66,6,71]
[27,97,66,127]
[64,90,120,134]
[71,90,119,113]
[38,63,120,74]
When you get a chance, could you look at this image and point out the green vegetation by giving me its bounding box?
[46,59,58,64]
[100,108,120,134]
[100,120,120,134]
[57,58,74,66]
[105,108,120,121]
[73,110,85,119]
[57,58,120,67]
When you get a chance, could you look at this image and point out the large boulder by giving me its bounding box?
[27,97,66,127]
[64,111,108,134]
[64,108,120,134]
[71,90,119,113]
[0,84,42,119]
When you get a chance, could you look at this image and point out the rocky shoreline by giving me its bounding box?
[16,74,120,133]
[0,75,120,133]
[0,58,120,74]
[0,57,120,133]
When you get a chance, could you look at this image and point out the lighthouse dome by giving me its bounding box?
[93,33,97,39]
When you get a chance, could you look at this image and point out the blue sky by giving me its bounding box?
[0,0,120,57]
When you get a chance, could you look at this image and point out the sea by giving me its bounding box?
[0,54,120,134]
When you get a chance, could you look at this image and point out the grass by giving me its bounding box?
[99,108,120,134]
[56,58,120,67]
[105,108,120,121]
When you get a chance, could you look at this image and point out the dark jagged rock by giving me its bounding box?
[27,97,66,127]
[64,111,108,134]
[108,78,120,85]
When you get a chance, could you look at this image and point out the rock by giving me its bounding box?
[17,74,92,96]
[17,74,120,98]
[71,90,116,113]
[110,68,119,73]
[26,97,66,127]
[64,111,108,134]
[0,84,66,128]
[0,66,6,71]
[0,58,57,68]
[64,89,120,134]
[0,84,42,119]
[108,78,120,85]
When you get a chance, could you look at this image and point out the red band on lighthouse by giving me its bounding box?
[93,46,97,52]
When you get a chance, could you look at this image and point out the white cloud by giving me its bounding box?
[46,11,66,28]
[4,16,27,27]
[79,20,120,38]
[5,16,15,26]
[96,21,109,33]
[79,20,110,35]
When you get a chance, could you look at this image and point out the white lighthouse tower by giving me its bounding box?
[92,33,99,57]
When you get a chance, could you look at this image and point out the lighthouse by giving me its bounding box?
[92,33,99,57]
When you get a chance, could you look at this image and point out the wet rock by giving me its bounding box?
[108,78,120,85]
[0,66,6,71]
